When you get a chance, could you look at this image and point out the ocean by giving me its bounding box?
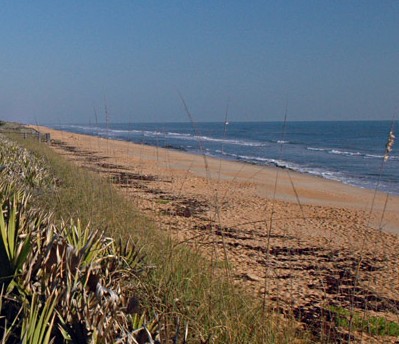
[50,121,398,195]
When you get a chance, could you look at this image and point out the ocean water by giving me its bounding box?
[50,121,399,195]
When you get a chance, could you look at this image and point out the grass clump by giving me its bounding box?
[0,134,160,343]
[4,131,304,343]
[156,199,172,205]
[328,306,399,337]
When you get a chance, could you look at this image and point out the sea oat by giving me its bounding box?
[384,129,395,162]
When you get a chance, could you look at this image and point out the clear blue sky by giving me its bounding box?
[1,1,398,124]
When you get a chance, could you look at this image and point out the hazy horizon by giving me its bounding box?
[43,118,397,125]
[1,1,398,124]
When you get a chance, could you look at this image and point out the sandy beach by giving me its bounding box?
[32,126,399,341]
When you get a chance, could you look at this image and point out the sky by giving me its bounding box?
[0,1,398,124]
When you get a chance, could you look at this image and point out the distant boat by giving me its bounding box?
[224,121,229,125]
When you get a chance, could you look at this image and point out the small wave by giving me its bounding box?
[307,147,326,152]
[308,147,373,159]
[191,135,265,147]
[365,154,383,159]
[364,154,399,160]
[54,124,101,132]
[217,151,268,162]
[364,154,399,161]
[329,149,362,157]
[306,169,343,182]
[165,131,191,137]
[217,152,302,170]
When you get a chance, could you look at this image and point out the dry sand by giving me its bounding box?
[32,126,399,342]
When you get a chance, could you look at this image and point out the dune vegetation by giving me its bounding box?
[0,127,302,343]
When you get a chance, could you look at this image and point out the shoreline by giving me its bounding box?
[34,125,399,234]
[48,121,399,197]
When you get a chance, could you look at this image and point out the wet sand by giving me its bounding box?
[32,126,399,342]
